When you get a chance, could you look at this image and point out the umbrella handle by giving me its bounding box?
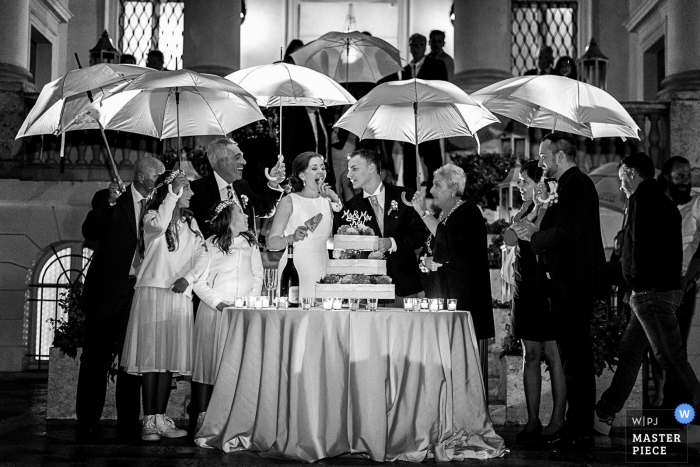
[400,191,413,207]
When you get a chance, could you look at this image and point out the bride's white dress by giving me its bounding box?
[276,193,333,299]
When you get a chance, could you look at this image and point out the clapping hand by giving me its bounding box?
[107,180,125,204]
[513,220,538,242]
[171,277,189,294]
[319,182,340,203]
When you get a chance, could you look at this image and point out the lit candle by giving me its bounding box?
[332,298,342,310]
[447,299,457,311]
[234,296,244,308]
[261,296,270,308]
[420,298,429,310]
[254,296,263,309]
[429,299,439,312]
[323,298,333,310]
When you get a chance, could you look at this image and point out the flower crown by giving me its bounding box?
[209,199,235,223]
[147,169,185,200]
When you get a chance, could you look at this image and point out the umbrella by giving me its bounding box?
[226,62,356,175]
[471,75,640,139]
[290,31,403,85]
[15,63,150,186]
[334,79,499,197]
[88,69,265,167]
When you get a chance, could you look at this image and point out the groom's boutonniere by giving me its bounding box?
[240,194,249,209]
[388,199,399,215]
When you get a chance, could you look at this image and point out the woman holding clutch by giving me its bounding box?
[267,152,342,299]
[503,160,565,442]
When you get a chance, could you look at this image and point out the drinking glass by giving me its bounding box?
[348,298,360,311]
[322,297,333,310]
[276,296,289,310]
[263,269,278,303]
[367,298,379,311]
[403,298,414,311]
[429,298,439,312]
[447,299,457,311]
[301,297,312,310]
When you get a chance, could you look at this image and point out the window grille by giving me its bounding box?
[511,1,578,76]
[119,0,184,70]
[26,244,93,367]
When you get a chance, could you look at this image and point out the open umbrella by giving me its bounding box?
[15,63,150,186]
[88,69,265,167]
[290,31,402,85]
[471,75,640,139]
[334,79,499,198]
[226,62,356,175]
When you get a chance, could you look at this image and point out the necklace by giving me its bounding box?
[425,200,463,256]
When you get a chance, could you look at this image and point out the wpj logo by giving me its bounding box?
[625,409,689,463]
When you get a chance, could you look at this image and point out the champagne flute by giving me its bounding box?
[264,269,278,303]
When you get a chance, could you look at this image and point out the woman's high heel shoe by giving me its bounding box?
[516,420,543,442]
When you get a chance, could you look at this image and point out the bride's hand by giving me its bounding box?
[291,225,309,242]
[319,182,340,203]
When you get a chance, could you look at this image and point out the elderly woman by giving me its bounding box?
[411,163,495,359]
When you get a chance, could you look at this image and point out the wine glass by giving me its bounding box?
[264,269,278,304]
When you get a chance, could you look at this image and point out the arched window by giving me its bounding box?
[25,242,93,369]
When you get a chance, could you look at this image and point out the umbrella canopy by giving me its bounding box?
[16,63,148,138]
[588,161,662,213]
[471,75,640,139]
[226,62,356,107]
[88,69,264,139]
[334,79,499,144]
[290,31,402,84]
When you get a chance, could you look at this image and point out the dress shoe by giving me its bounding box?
[593,408,614,435]
[516,420,543,442]
[540,426,565,444]
[551,435,594,454]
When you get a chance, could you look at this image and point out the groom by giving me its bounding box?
[342,149,426,304]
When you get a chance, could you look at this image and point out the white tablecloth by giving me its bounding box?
[195,308,506,462]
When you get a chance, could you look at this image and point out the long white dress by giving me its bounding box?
[192,235,263,385]
[276,193,333,299]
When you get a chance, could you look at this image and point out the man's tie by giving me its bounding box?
[131,198,148,272]
[369,195,384,235]
[315,110,326,157]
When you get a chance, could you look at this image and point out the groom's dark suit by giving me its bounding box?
[530,166,606,438]
[190,174,283,238]
[342,184,426,296]
[77,185,142,430]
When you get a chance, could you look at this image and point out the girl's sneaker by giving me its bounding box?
[141,415,161,441]
[155,414,187,438]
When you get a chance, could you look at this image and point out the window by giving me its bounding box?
[119,0,184,70]
[511,1,578,76]
[26,243,93,368]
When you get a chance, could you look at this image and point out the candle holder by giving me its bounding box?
[277,296,289,310]
[367,298,379,311]
[261,295,270,308]
[403,298,414,311]
[234,296,244,308]
[332,298,342,310]
[254,296,263,309]
[429,298,439,312]
[301,297,312,310]
[420,298,429,311]
[322,297,333,310]
[348,298,360,311]
[447,298,457,311]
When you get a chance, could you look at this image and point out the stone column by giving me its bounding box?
[183,0,241,76]
[452,0,513,94]
[0,0,33,176]
[658,0,700,166]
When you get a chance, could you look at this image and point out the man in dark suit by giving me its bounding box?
[401,33,447,192]
[190,137,286,239]
[514,133,605,453]
[280,106,336,190]
[77,156,165,437]
[342,149,426,303]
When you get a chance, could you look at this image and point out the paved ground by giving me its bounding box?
[1,373,697,466]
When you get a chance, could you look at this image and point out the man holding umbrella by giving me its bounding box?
[77,156,165,437]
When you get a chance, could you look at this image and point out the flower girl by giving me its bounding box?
[121,170,208,441]
[192,200,263,437]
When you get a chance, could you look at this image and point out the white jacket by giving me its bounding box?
[136,191,208,296]
[193,235,264,309]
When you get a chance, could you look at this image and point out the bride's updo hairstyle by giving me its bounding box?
[289,151,323,193]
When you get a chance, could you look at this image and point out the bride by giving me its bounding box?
[267,152,342,299]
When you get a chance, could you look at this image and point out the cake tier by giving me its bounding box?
[315,283,395,299]
[326,259,387,275]
[334,235,379,251]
